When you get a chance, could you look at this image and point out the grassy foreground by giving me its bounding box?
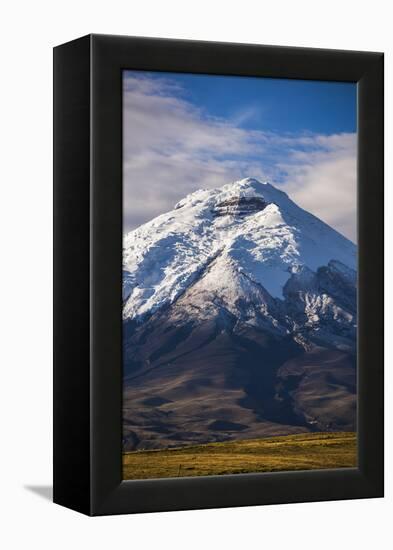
[123,431,357,480]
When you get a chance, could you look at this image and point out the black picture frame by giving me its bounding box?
[53,34,384,516]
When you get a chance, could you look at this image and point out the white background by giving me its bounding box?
[0,1,391,548]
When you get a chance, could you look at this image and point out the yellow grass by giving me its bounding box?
[123,431,357,480]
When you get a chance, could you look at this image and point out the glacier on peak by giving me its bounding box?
[173,177,285,211]
[123,177,356,321]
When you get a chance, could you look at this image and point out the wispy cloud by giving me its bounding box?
[123,74,357,241]
[279,133,356,241]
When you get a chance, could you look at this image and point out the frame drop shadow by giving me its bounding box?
[24,485,52,501]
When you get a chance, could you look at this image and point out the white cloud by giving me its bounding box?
[280,133,357,241]
[123,74,357,242]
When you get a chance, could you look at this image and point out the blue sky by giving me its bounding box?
[144,71,356,135]
[123,70,357,241]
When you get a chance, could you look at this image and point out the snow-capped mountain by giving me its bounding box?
[122,178,357,451]
[123,178,356,345]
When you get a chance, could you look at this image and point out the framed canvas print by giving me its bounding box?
[53,34,384,516]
